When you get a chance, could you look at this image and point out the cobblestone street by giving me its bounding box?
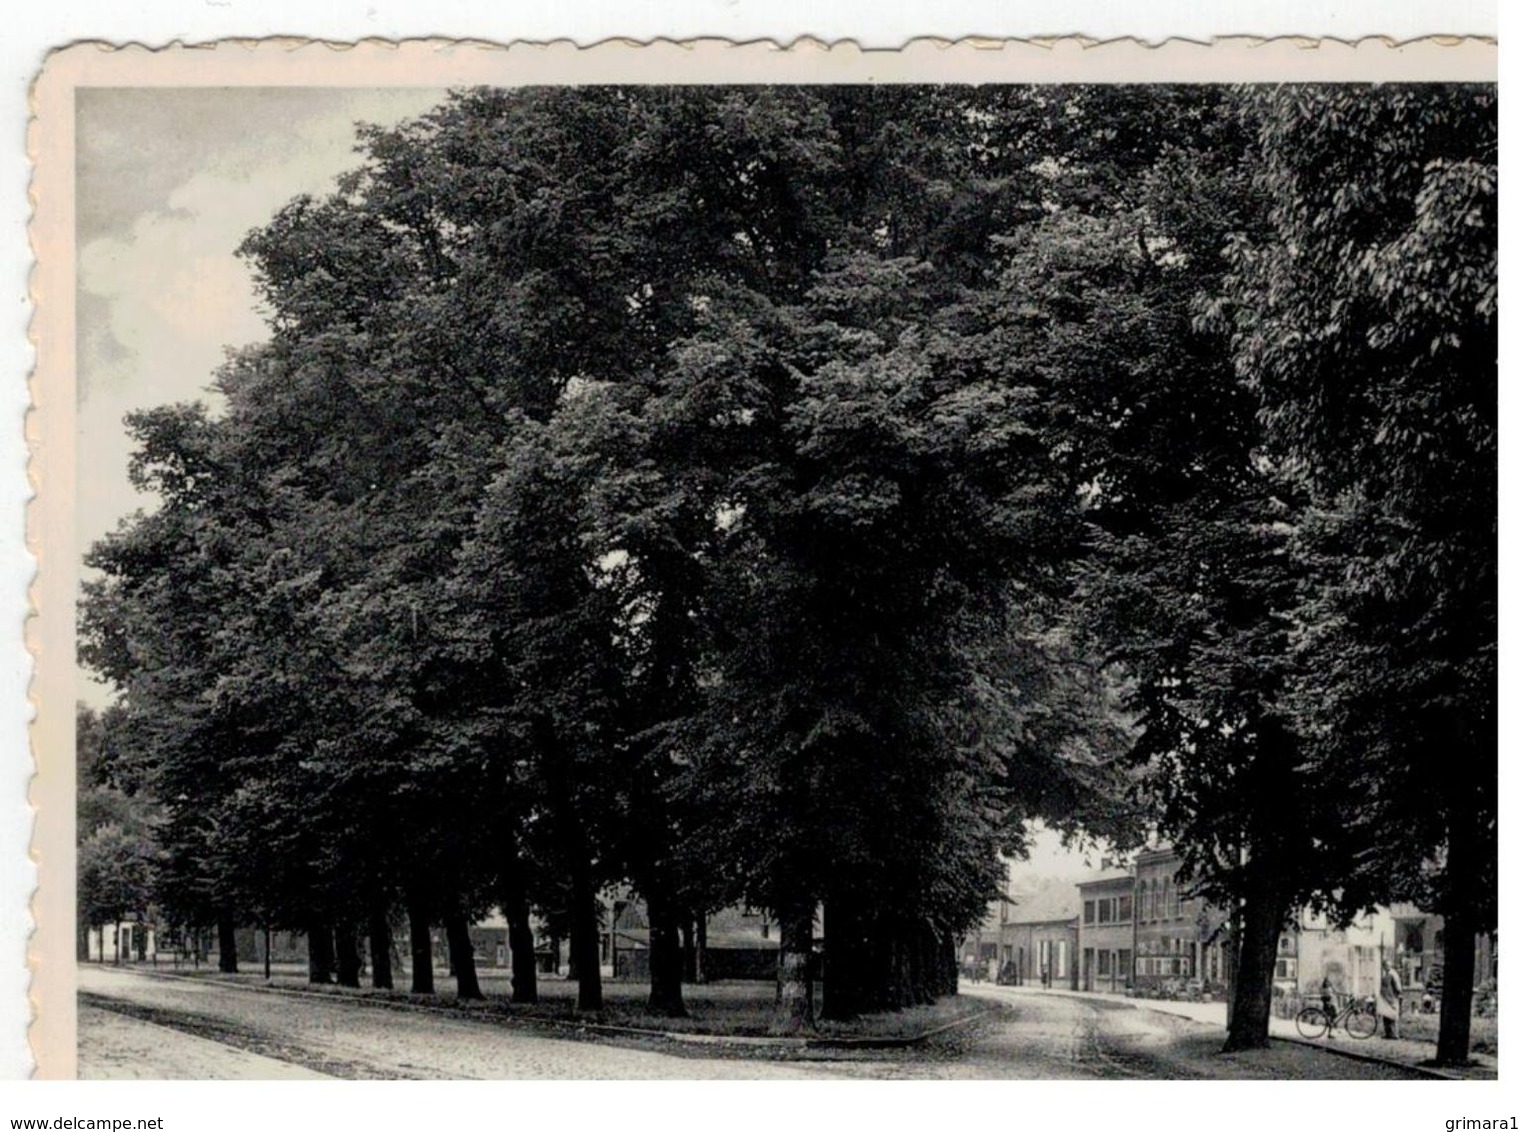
[79,966,1434,1081]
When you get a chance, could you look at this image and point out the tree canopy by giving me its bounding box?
[80,84,1495,1056]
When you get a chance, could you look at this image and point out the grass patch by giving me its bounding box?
[149,962,985,1040]
[1389,1012,1497,1056]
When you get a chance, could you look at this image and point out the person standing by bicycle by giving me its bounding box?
[1379,959,1402,1039]
[1320,976,1338,1037]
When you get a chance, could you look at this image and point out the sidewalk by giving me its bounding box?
[969,982,1496,1081]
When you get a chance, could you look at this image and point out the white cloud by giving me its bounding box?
[76,88,446,549]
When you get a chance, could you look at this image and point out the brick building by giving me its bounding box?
[1078,873,1134,993]
[1130,847,1230,996]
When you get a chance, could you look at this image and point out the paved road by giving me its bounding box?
[78,965,1425,1080]
[957,985,1431,1080]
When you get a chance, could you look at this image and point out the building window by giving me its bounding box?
[1099,950,1112,976]
[1084,901,1096,925]
[1118,895,1133,921]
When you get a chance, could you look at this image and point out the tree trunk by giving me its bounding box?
[911,923,941,1005]
[566,874,603,1013]
[540,719,602,1013]
[368,908,394,989]
[821,895,856,1021]
[501,870,538,1004]
[1435,802,1486,1066]
[681,917,697,984]
[263,926,272,980]
[445,912,484,1000]
[1435,910,1478,1066]
[823,892,890,1019]
[1224,915,1239,1030]
[406,889,434,995]
[881,928,908,1010]
[771,898,815,1034]
[216,914,238,974]
[646,891,687,1018]
[306,917,335,984]
[335,925,362,988]
[940,929,959,997]
[1223,883,1287,1052]
[695,916,708,985]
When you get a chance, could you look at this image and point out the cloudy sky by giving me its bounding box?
[76,87,447,551]
[75,87,446,704]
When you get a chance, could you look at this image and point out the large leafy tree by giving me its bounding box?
[980,87,1369,1050]
[81,404,259,972]
[81,86,1232,1029]
[1224,84,1497,1066]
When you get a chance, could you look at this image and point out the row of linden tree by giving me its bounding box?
[79,85,1494,1061]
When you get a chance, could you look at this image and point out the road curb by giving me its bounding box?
[1266,1035,1463,1081]
[88,966,996,1053]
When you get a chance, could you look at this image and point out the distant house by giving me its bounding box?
[1073,847,1497,1008]
[959,899,1006,978]
[1284,906,1396,1002]
[999,882,1079,990]
[83,920,158,965]
[1388,905,1495,1008]
[594,897,782,982]
[1131,847,1231,995]
[1078,872,1134,994]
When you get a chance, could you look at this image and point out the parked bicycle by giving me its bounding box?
[1295,994,1378,1040]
